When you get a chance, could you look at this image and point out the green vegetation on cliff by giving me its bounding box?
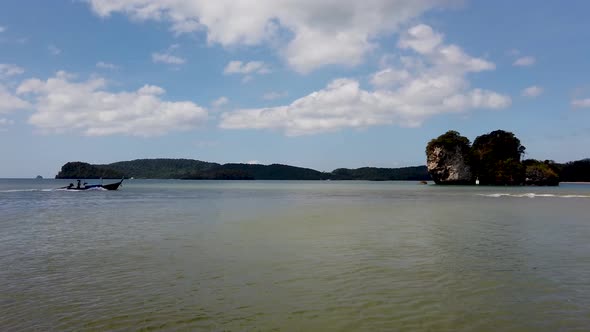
[56,162,126,179]
[523,159,560,186]
[426,130,471,157]
[471,130,526,185]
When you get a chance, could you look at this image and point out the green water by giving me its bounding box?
[1,179,589,331]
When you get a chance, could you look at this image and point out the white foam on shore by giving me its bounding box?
[478,193,590,198]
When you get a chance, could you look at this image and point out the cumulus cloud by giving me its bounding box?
[397,25,495,72]
[0,64,24,79]
[16,71,208,136]
[571,98,590,108]
[370,68,411,88]
[521,86,543,98]
[224,61,270,75]
[221,24,510,136]
[86,0,453,73]
[212,96,229,107]
[398,24,443,54]
[96,61,118,69]
[513,56,535,67]
[0,84,29,114]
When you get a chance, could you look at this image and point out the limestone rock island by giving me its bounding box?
[426,131,474,185]
[426,129,560,186]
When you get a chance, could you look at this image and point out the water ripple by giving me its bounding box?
[1,180,590,331]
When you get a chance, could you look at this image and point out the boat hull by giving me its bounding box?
[60,179,123,191]
[101,180,123,190]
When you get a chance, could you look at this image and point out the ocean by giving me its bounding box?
[1,179,589,331]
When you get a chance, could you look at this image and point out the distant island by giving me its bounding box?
[55,159,431,181]
[55,132,590,184]
[426,129,590,186]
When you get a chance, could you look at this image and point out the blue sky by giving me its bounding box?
[1,0,589,177]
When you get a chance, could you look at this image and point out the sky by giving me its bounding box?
[1,0,590,178]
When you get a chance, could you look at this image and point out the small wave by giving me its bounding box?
[478,193,590,198]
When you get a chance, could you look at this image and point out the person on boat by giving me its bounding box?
[76,179,81,189]
[67,183,74,189]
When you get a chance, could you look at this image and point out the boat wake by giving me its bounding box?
[478,193,590,198]
[0,189,55,193]
[1,187,108,193]
[55,187,108,192]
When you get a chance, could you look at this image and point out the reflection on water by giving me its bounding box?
[1,180,589,331]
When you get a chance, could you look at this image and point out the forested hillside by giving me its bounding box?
[55,159,431,181]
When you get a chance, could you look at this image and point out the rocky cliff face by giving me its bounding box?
[427,146,473,185]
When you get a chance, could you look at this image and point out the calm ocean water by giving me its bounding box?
[1,179,590,331]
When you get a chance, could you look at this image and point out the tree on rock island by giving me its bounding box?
[472,130,526,185]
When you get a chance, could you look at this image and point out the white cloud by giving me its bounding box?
[0,26,5,33]
[398,24,443,54]
[86,0,453,73]
[395,25,496,76]
[48,45,62,55]
[245,160,260,164]
[571,98,590,108]
[224,61,270,75]
[521,86,543,98]
[513,56,535,67]
[212,96,229,107]
[262,91,288,100]
[96,61,118,69]
[152,52,186,65]
[221,24,510,136]
[0,64,24,79]
[16,71,208,136]
[370,68,411,88]
[397,24,495,72]
[0,84,29,114]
